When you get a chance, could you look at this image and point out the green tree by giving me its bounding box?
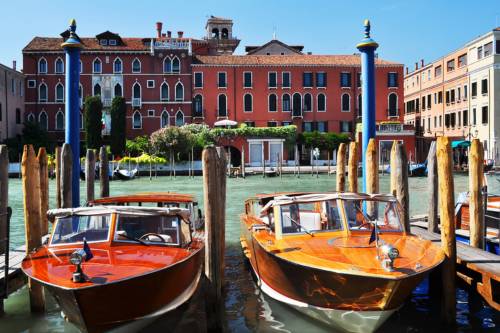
[4,121,52,161]
[110,96,126,156]
[150,126,196,158]
[84,96,103,150]
[125,135,151,156]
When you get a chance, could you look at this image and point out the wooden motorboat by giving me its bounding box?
[240,192,444,333]
[22,194,204,333]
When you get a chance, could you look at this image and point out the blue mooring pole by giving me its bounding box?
[61,19,83,207]
[356,20,379,194]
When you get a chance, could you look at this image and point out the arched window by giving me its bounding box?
[38,58,47,74]
[244,94,252,112]
[55,110,64,130]
[341,93,350,112]
[357,94,362,117]
[317,93,326,112]
[388,93,398,117]
[163,57,172,73]
[175,110,184,126]
[282,94,291,112]
[175,82,184,101]
[172,57,180,73]
[113,58,122,73]
[303,93,312,111]
[27,113,35,123]
[132,58,141,73]
[221,28,229,39]
[39,83,48,102]
[55,83,64,103]
[93,83,101,96]
[268,94,277,112]
[218,94,227,117]
[55,58,64,74]
[78,84,83,107]
[39,111,48,130]
[161,110,169,128]
[93,58,102,73]
[132,111,142,129]
[160,82,169,101]
[114,83,122,97]
[133,82,141,99]
[212,28,219,39]
[193,95,203,117]
[292,93,302,117]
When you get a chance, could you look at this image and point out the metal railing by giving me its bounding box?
[132,98,141,107]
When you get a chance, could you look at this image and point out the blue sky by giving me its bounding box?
[1,0,499,71]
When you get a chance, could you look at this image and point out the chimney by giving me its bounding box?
[167,31,172,38]
[405,67,408,75]
[415,62,418,70]
[12,60,16,71]
[177,31,184,38]
[156,22,163,39]
[162,33,166,38]
[420,59,424,67]
[307,52,312,55]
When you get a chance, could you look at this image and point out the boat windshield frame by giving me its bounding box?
[340,198,404,233]
[113,213,182,246]
[49,213,113,247]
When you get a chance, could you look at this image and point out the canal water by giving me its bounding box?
[1,174,499,332]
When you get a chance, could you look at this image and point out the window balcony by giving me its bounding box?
[132,98,141,107]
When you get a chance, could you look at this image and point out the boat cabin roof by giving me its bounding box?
[90,192,195,205]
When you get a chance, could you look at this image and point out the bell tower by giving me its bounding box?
[205,16,240,55]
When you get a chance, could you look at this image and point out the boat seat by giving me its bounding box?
[143,234,173,243]
[299,212,321,231]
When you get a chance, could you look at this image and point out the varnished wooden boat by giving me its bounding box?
[22,193,204,333]
[240,192,444,333]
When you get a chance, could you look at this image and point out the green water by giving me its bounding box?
[2,174,499,332]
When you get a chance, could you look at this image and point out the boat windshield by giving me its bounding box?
[115,214,180,245]
[280,200,343,234]
[51,214,111,245]
[343,200,403,232]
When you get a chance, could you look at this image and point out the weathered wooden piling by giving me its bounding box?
[202,146,226,331]
[390,141,410,232]
[85,149,96,202]
[427,141,438,233]
[469,139,484,249]
[37,148,49,235]
[21,145,45,312]
[436,136,457,325]
[0,145,8,315]
[55,146,62,208]
[296,145,300,178]
[348,142,358,192]
[61,144,73,209]
[365,139,378,216]
[327,151,331,176]
[336,143,347,192]
[241,145,246,178]
[99,146,109,198]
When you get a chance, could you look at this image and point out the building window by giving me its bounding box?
[268,94,277,112]
[193,95,203,117]
[387,72,398,87]
[268,72,277,88]
[100,39,108,46]
[282,121,291,126]
[482,106,488,124]
[282,94,291,112]
[316,72,327,88]
[244,94,252,112]
[0,104,2,121]
[457,88,461,101]
[484,42,493,57]
[39,83,48,102]
[175,82,184,101]
[341,93,350,112]
[28,80,36,88]
[427,94,432,109]
[27,113,35,123]
[458,54,467,67]
[39,111,48,129]
[93,58,102,73]
[132,58,141,73]
[55,111,64,130]
[79,84,83,107]
[472,108,477,125]
[113,58,122,73]
[303,72,313,88]
[114,83,122,97]
[303,93,312,112]
[450,89,455,103]
[463,110,468,126]
[477,46,483,59]
[340,121,351,133]
[303,122,313,132]
[422,96,426,110]
[357,72,361,87]
[357,94,362,117]
[267,121,278,128]
[163,57,172,73]
[132,82,141,102]
[446,59,455,72]
[445,91,450,104]
[317,121,327,132]
[109,39,117,46]
[79,60,83,74]
[218,94,227,117]
[317,93,326,112]
[172,57,180,73]
[55,83,64,103]
[16,108,21,124]
[445,114,450,128]
[147,80,155,88]
[93,83,101,96]
[38,58,47,74]
[218,72,227,88]
[243,72,252,88]
[481,79,488,95]
[340,73,351,87]
[133,111,142,129]
[148,109,155,117]
[55,58,64,74]
[160,82,169,101]
[434,65,442,77]
[388,93,398,117]
[244,121,255,127]
[450,113,456,128]
[282,72,291,88]
[464,85,468,99]
[194,72,203,88]
[161,110,169,128]
[292,93,302,117]
[471,82,477,98]
[438,91,443,103]
[175,111,184,126]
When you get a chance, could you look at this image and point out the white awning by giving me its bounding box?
[214,119,237,127]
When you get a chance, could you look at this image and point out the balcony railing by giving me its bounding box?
[132,98,141,107]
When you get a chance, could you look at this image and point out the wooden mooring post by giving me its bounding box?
[86,149,96,203]
[469,139,484,249]
[61,144,73,208]
[37,148,49,236]
[0,145,8,315]
[427,141,438,233]
[21,145,45,312]
[327,151,331,176]
[390,141,410,232]
[366,139,378,216]
[99,146,109,198]
[55,146,62,208]
[202,146,226,332]
[348,142,358,192]
[436,136,457,326]
[336,143,347,192]
[241,145,246,178]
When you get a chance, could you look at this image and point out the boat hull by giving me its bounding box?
[41,247,203,333]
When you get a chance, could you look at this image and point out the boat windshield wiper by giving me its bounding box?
[285,215,314,237]
[118,233,149,246]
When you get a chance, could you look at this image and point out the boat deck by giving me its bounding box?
[410,224,500,311]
